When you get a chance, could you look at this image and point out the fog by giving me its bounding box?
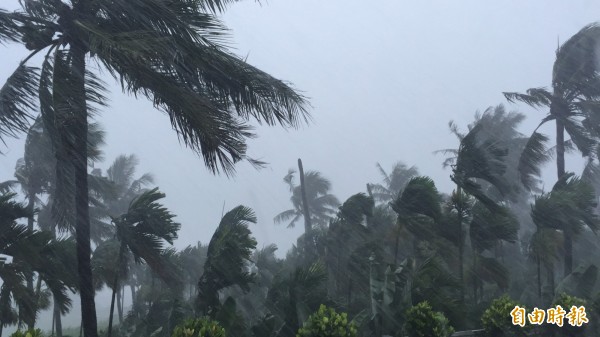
[1,0,600,334]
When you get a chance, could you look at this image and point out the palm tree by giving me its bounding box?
[101,154,154,218]
[0,193,75,335]
[368,162,419,205]
[531,173,600,284]
[0,2,309,335]
[265,262,328,337]
[436,105,535,302]
[100,188,180,337]
[391,176,442,264]
[274,170,340,230]
[197,206,258,316]
[504,24,600,275]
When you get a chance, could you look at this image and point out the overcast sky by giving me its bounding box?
[2,0,600,268]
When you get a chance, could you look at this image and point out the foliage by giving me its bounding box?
[296,305,357,337]
[9,328,44,337]
[545,293,588,337]
[403,301,454,337]
[171,318,226,337]
[197,206,258,315]
[481,295,529,337]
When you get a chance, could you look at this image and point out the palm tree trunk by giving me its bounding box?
[456,186,465,303]
[130,284,136,309]
[108,244,126,337]
[51,310,55,336]
[71,44,99,337]
[117,286,123,324]
[54,301,63,337]
[298,158,313,262]
[26,190,35,329]
[31,275,42,328]
[555,118,574,277]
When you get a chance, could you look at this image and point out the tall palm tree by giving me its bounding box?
[0,2,309,336]
[274,170,340,230]
[436,105,531,303]
[504,24,600,275]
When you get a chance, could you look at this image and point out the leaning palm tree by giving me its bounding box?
[531,173,600,284]
[504,24,600,275]
[196,205,258,316]
[0,2,309,335]
[100,188,180,337]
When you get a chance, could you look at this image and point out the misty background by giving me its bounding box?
[1,0,599,332]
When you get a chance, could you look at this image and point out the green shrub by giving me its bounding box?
[404,301,454,337]
[296,304,358,337]
[481,295,529,337]
[545,293,588,337]
[171,318,226,337]
[10,329,44,337]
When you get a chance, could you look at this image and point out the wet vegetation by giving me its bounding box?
[2,1,600,337]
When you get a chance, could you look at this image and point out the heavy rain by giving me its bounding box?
[1,1,600,337]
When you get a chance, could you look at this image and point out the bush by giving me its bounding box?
[481,295,529,337]
[545,293,588,337]
[10,329,44,337]
[296,304,358,337]
[171,318,226,337]
[404,301,454,337]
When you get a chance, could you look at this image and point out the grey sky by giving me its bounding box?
[1,0,599,262]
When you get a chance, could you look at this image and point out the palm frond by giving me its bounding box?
[503,88,552,108]
[518,131,550,191]
[0,65,39,140]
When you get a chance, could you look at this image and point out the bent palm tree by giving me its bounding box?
[197,206,258,316]
[102,188,180,337]
[0,2,309,336]
[531,173,600,282]
[504,24,600,275]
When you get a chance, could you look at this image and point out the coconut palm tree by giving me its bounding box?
[274,170,339,230]
[98,188,181,337]
[504,24,600,275]
[368,162,419,206]
[0,193,75,335]
[100,154,154,218]
[531,173,600,283]
[436,105,538,303]
[0,2,309,335]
